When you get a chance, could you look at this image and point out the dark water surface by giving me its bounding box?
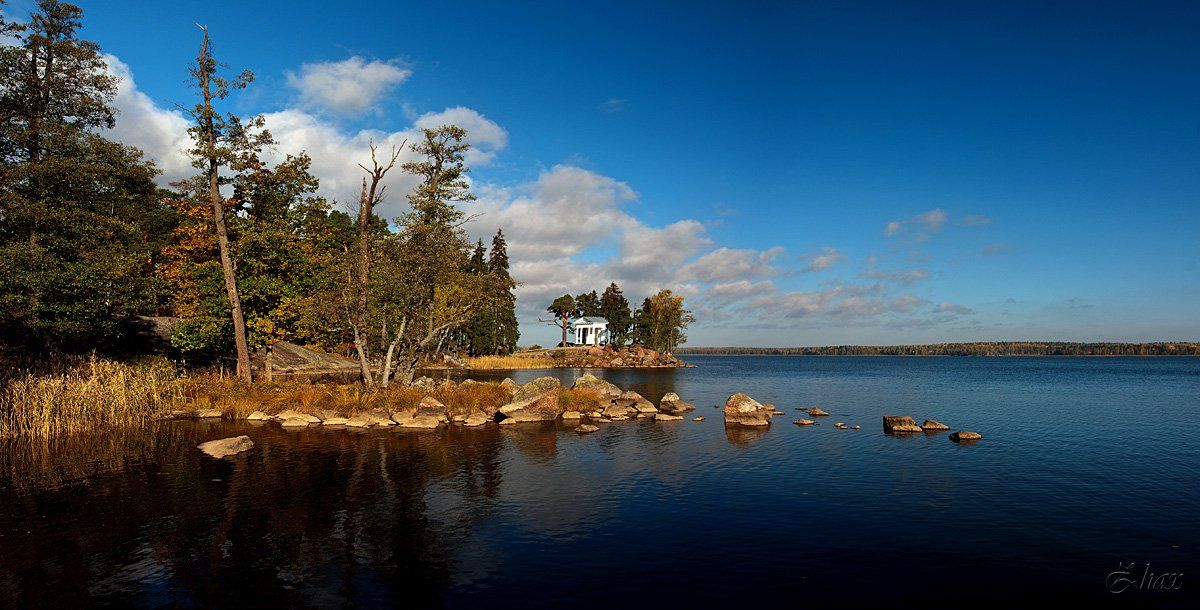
[2,356,1198,608]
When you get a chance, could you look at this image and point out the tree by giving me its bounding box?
[349,141,401,388]
[631,289,694,353]
[367,125,488,387]
[186,24,269,383]
[599,282,633,346]
[0,0,166,351]
[487,229,519,354]
[575,290,601,317]
[543,294,577,347]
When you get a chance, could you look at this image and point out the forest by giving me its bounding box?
[0,1,521,388]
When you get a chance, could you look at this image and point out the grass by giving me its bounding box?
[0,356,183,439]
[465,353,556,369]
[556,388,604,413]
[1,354,521,439]
[180,376,513,419]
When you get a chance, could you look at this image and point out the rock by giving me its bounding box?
[692,416,705,422]
[851,425,861,430]
[655,413,683,421]
[195,409,223,418]
[562,410,582,420]
[883,415,922,434]
[723,393,773,426]
[280,417,312,428]
[614,390,657,413]
[834,422,848,429]
[345,411,395,428]
[500,378,519,393]
[512,376,561,403]
[794,419,816,426]
[658,392,697,414]
[410,376,438,390]
[807,407,830,417]
[499,417,517,426]
[324,416,350,426]
[315,409,341,421]
[416,396,450,422]
[576,424,599,434]
[246,410,270,421]
[274,409,320,423]
[950,430,982,442]
[921,419,950,431]
[462,413,489,427]
[393,411,442,428]
[571,373,622,399]
[499,390,561,422]
[197,436,254,458]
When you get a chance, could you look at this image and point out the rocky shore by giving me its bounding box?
[191,374,981,456]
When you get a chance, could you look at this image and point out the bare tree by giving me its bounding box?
[350,141,402,389]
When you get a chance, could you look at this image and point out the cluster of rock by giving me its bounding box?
[229,373,700,435]
[552,345,690,368]
[884,415,981,442]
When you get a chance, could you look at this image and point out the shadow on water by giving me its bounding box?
[0,421,508,608]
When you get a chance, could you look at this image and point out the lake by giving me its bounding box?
[1,356,1197,608]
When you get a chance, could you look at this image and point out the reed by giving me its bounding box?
[0,356,183,439]
[466,353,557,369]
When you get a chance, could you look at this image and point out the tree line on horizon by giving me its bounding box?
[676,342,1200,356]
[0,1,519,385]
[542,284,694,353]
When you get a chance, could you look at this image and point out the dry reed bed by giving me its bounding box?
[0,356,182,439]
[464,354,556,369]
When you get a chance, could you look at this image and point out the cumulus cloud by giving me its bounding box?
[286,56,411,117]
[103,54,194,183]
[679,246,785,283]
[800,247,844,273]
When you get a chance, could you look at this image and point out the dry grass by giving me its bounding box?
[0,356,183,439]
[556,388,604,413]
[181,376,514,419]
[466,353,557,369]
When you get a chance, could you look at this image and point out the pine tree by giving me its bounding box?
[599,282,633,346]
[0,0,166,351]
[575,290,602,317]
[488,229,519,354]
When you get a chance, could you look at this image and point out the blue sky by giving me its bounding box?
[8,0,1199,345]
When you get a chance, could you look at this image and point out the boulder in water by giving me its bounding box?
[658,392,697,414]
[724,393,773,426]
[576,424,599,434]
[246,410,270,421]
[883,415,922,434]
[655,413,683,421]
[807,407,829,417]
[950,430,982,442]
[572,374,622,400]
[198,436,254,458]
[921,419,950,431]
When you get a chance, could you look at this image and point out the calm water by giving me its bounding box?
[1,356,1197,608]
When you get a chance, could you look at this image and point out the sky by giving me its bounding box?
[5,0,1199,346]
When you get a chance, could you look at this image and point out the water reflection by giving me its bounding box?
[0,422,506,607]
[723,424,770,448]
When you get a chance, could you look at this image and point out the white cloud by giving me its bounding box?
[103,54,194,183]
[413,106,508,165]
[679,246,785,282]
[285,56,411,117]
[800,246,844,273]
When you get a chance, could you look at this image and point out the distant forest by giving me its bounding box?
[676,342,1200,356]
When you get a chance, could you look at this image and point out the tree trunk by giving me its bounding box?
[264,344,273,382]
[560,314,569,347]
[352,323,372,388]
[350,144,402,389]
[198,28,251,384]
